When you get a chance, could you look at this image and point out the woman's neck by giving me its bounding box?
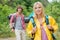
[37,14,44,19]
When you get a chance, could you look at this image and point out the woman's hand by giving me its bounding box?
[47,25,54,32]
[31,27,36,34]
[47,25,53,29]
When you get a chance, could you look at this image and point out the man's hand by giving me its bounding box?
[11,29,15,32]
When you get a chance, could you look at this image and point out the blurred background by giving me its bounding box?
[0,0,60,40]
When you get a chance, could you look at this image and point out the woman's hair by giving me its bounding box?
[33,2,45,16]
[16,5,23,12]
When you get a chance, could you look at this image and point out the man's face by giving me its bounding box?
[17,8,22,13]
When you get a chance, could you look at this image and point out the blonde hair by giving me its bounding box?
[33,2,45,17]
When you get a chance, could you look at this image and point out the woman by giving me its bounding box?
[26,2,58,40]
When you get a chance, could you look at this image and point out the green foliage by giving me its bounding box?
[45,1,60,31]
[0,0,60,39]
[0,4,16,38]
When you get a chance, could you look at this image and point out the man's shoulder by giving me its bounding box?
[21,13,25,17]
[10,13,17,19]
[13,13,16,15]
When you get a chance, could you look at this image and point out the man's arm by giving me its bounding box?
[9,15,15,32]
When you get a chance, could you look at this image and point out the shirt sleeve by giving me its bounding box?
[10,15,14,23]
[49,16,58,32]
[26,21,33,37]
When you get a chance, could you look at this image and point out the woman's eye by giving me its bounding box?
[35,7,41,9]
[39,7,41,8]
[35,7,37,9]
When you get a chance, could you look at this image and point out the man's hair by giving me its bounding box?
[16,5,23,12]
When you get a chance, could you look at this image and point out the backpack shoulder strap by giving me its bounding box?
[13,14,17,28]
[45,15,49,25]
[45,15,56,39]
[30,16,36,27]
[13,14,16,22]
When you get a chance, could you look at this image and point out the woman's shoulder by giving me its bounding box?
[48,16,54,19]
[48,15,56,22]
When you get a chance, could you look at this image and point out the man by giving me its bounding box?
[10,5,26,40]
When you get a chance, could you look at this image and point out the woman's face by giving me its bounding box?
[34,4,42,15]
